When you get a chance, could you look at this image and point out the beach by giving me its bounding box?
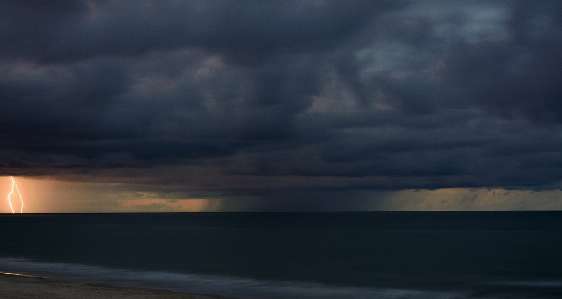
[0,273,227,299]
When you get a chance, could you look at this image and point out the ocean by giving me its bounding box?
[0,212,561,299]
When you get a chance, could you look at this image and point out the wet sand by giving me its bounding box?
[0,273,230,299]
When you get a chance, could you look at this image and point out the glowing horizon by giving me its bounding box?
[1,176,561,213]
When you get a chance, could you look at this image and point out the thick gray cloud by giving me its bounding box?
[1,1,397,63]
[1,0,562,203]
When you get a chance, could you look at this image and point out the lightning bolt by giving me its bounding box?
[7,176,24,214]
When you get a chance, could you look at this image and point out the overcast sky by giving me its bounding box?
[1,0,562,212]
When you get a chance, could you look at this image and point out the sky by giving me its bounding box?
[1,0,562,212]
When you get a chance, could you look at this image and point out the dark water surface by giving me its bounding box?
[1,212,561,298]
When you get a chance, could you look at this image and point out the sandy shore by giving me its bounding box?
[0,273,231,299]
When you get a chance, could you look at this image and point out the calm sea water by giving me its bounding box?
[0,212,561,298]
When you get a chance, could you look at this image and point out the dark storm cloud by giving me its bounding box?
[435,1,562,123]
[1,0,397,63]
[1,0,562,200]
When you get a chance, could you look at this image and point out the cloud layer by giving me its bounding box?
[2,0,562,207]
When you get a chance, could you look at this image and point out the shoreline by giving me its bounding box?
[0,272,233,299]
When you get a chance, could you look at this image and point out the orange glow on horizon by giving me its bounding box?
[120,198,212,212]
[1,176,217,213]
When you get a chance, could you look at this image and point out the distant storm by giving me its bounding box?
[1,0,562,212]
